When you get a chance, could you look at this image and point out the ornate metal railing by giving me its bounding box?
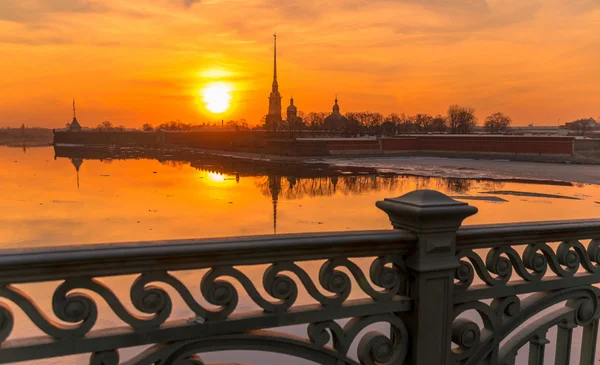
[0,189,599,365]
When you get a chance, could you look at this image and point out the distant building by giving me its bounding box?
[506,126,559,135]
[266,34,282,133]
[323,96,348,131]
[69,99,82,132]
[286,96,297,123]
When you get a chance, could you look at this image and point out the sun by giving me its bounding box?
[201,82,232,114]
[207,172,225,182]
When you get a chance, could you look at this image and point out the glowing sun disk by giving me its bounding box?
[201,82,232,113]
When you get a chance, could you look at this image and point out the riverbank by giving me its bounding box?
[320,155,600,185]
[0,128,53,147]
[172,147,600,185]
[53,144,600,186]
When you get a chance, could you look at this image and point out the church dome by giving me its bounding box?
[324,97,348,131]
[287,97,297,112]
[324,113,348,131]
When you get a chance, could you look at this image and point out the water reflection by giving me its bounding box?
[0,145,597,248]
[57,146,507,200]
[255,175,507,199]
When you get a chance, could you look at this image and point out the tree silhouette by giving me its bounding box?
[97,121,114,131]
[141,123,154,131]
[447,105,477,134]
[484,112,512,134]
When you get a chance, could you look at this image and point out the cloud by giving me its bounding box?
[393,1,543,43]
[0,0,106,25]
[183,0,201,8]
[263,0,320,19]
[395,0,491,14]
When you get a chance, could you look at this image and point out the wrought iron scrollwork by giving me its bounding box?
[308,314,409,365]
[0,301,13,343]
[452,287,600,364]
[0,255,408,348]
[90,350,119,365]
[455,239,600,291]
[125,314,408,365]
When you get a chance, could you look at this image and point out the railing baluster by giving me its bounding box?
[555,322,575,365]
[528,332,550,365]
[579,319,599,365]
[377,190,477,365]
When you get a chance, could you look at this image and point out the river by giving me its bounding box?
[1,145,600,364]
[1,146,599,248]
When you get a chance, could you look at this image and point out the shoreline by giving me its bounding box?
[49,144,600,186]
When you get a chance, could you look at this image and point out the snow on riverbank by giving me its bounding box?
[317,156,600,185]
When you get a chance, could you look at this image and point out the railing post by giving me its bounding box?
[377,189,477,365]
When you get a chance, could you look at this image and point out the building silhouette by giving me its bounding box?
[69,99,82,132]
[266,34,282,133]
[286,96,297,125]
[324,96,348,131]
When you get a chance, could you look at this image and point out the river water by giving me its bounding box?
[1,145,600,364]
[1,146,600,248]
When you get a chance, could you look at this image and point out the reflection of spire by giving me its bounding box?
[71,158,83,190]
[273,198,277,235]
[268,174,281,235]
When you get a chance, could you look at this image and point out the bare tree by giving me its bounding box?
[344,112,361,136]
[260,115,268,129]
[141,123,154,131]
[396,113,414,134]
[447,105,477,134]
[430,115,447,133]
[97,121,114,131]
[484,112,512,134]
[305,112,326,130]
[384,113,401,125]
[238,118,249,129]
[567,118,596,136]
[414,114,433,133]
[363,112,383,135]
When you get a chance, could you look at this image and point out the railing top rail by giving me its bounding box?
[457,218,600,250]
[2,217,599,284]
[0,230,416,284]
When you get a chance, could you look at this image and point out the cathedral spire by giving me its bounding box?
[73,99,76,119]
[272,33,278,92]
[267,33,282,133]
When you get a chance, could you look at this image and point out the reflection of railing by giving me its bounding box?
[0,190,599,364]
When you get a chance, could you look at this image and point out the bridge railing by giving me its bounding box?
[0,189,599,365]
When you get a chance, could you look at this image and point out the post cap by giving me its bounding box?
[376,189,478,232]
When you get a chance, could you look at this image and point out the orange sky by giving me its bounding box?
[0,0,598,128]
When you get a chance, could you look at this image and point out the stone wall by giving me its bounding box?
[574,138,600,152]
[54,131,576,157]
[53,130,161,146]
[165,130,267,152]
[381,135,574,156]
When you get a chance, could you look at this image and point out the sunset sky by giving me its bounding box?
[0,0,598,128]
